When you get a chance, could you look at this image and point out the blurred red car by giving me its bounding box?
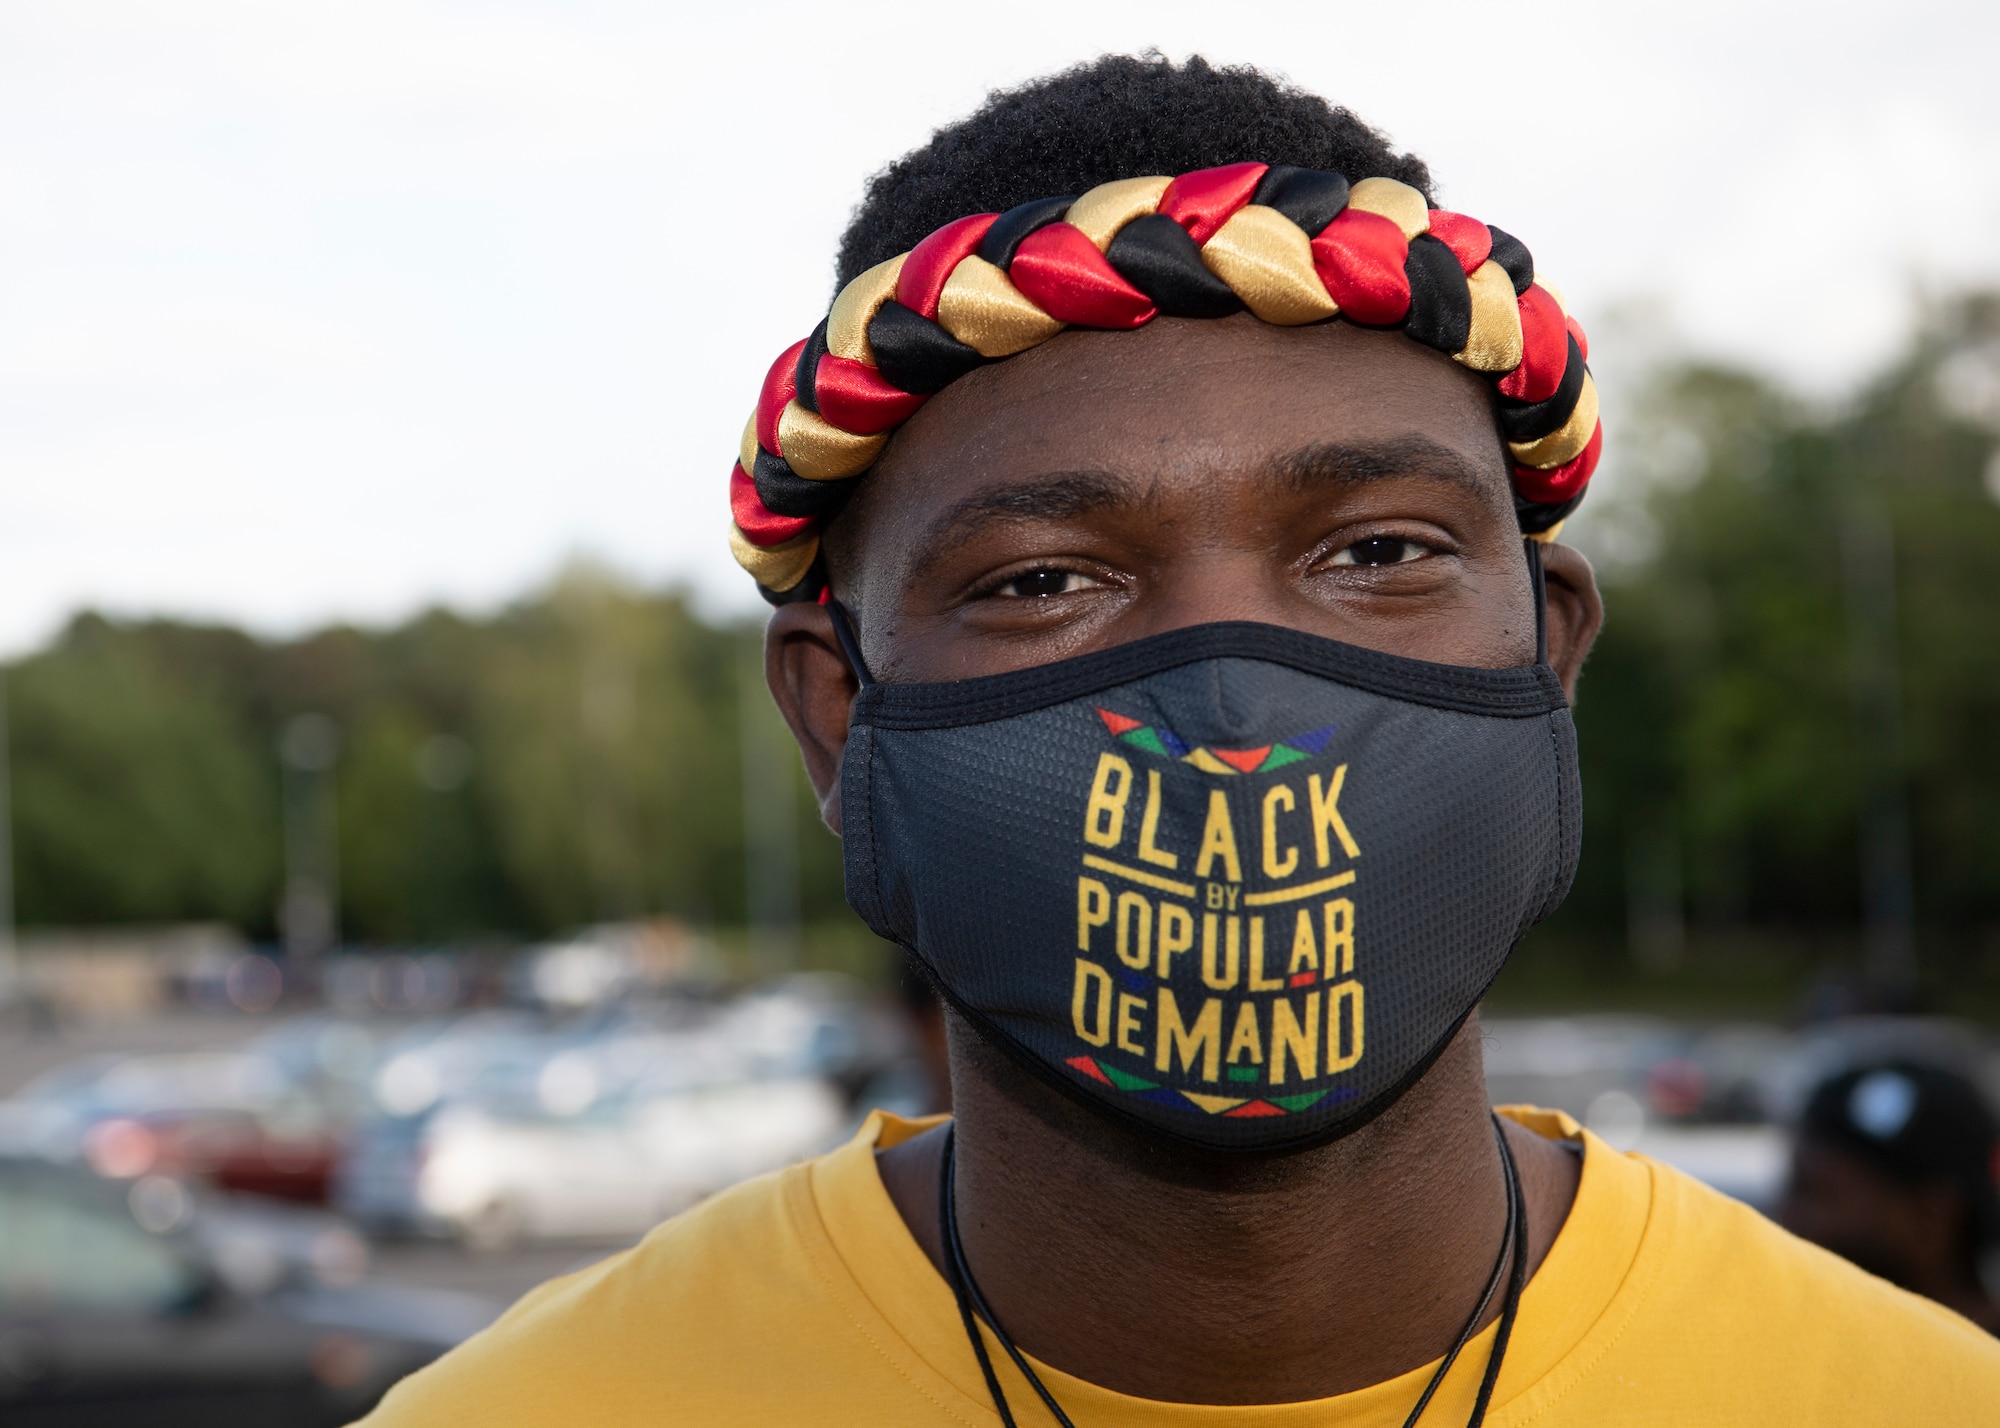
[4,1053,344,1204]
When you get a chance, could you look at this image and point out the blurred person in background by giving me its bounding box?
[899,953,951,1115]
[359,54,2000,1426]
[1781,1061,2000,1334]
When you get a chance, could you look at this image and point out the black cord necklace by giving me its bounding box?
[938,1113,1528,1428]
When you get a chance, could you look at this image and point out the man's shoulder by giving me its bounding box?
[1627,1151,2000,1399]
[356,1157,822,1426]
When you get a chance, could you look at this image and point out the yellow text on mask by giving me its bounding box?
[1071,956,1366,1086]
[1081,759,1361,881]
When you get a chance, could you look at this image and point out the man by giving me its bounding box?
[362,54,2000,1424]
[1782,1059,2000,1334]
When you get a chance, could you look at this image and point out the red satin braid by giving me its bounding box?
[730,165,1600,602]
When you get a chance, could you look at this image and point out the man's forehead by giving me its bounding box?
[887,315,1497,459]
[849,316,1511,560]
[885,446,1495,597]
[908,437,1496,550]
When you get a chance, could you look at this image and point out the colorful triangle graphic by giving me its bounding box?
[1210,746,1272,774]
[1095,708,1144,736]
[1270,1090,1330,1112]
[1179,1091,1250,1114]
[1181,748,1237,775]
[1290,724,1338,754]
[1101,1063,1162,1092]
[1102,710,1336,776]
[1223,1099,1288,1118]
[1066,1055,1113,1086]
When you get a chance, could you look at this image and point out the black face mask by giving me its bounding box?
[836,605,1580,1155]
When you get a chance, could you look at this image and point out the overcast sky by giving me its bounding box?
[3,1,1996,654]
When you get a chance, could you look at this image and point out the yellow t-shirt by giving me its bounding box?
[359,1106,2000,1426]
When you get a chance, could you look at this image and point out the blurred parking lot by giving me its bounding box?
[3,943,1997,1422]
[0,946,940,1424]
[0,1008,667,1310]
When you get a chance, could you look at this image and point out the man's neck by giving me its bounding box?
[876,1011,1579,1406]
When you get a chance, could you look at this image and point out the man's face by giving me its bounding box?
[1780,1137,1969,1292]
[771,312,1602,824]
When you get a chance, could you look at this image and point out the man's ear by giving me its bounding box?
[765,601,859,835]
[1539,542,1604,702]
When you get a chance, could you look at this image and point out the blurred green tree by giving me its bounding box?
[7,616,277,927]
[1,572,805,942]
[4,298,1995,1003]
[469,569,746,931]
[1542,293,2000,994]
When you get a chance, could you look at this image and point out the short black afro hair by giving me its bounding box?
[836,53,1435,291]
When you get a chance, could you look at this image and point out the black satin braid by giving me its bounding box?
[1105,214,1245,317]
[752,448,858,520]
[1404,234,1474,353]
[1497,333,1588,443]
[792,318,830,414]
[980,195,1079,268]
[755,548,830,605]
[1514,491,1585,535]
[1251,164,1352,235]
[1484,227,1534,296]
[866,300,988,394]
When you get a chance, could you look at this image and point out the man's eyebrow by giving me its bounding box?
[910,470,1136,572]
[1275,437,1497,494]
[901,440,1494,580]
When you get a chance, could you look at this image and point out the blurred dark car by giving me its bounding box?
[0,1156,489,1427]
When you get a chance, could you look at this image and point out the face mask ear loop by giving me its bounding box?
[1523,538,1549,668]
[824,599,877,687]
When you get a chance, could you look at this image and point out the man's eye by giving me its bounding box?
[1330,537,1427,567]
[997,568,1092,598]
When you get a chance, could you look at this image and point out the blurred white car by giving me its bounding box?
[342,1064,845,1249]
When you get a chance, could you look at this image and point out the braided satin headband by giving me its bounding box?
[729,163,1600,602]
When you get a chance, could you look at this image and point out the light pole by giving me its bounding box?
[279,713,341,963]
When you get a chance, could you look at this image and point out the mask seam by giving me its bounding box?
[839,723,882,933]
[1538,712,1563,924]
[1560,713,1574,914]
[864,726,892,932]
[855,624,1567,731]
